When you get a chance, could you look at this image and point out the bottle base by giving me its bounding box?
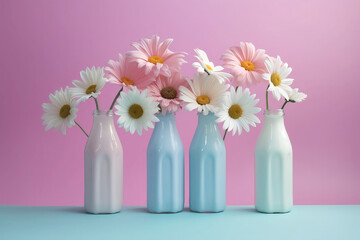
[85,206,122,214]
[85,210,121,214]
[255,206,292,214]
[190,205,225,213]
[147,208,183,214]
[190,209,225,213]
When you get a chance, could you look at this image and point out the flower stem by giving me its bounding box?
[109,87,123,110]
[93,97,99,111]
[281,100,289,110]
[266,85,270,110]
[223,128,228,141]
[204,69,210,75]
[75,121,88,137]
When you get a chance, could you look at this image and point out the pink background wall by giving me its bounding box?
[1,0,359,206]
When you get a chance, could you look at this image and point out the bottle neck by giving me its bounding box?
[154,111,176,129]
[151,112,180,138]
[192,112,222,142]
[196,112,219,131]
[263,109,285,129]
[157,111,175,122]
[91,110,116,131]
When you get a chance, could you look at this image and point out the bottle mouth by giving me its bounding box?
[264,109,284,117]
[93,110,114,116]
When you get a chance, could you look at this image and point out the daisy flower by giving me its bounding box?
[42,87,79,135]
[222,42,267,85]
[147,73,187,115]
[127,35,187,77]
[105,54,155,91]
[262,56,294,101]
[71,66,107,102]
[114,87,159,135]
[288,88,307,103]
[192,48,232,83]
[216,86,261,136]
[179,74,229,115]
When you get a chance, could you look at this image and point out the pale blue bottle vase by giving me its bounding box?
[147,112,184,213]
[189,112,226,213]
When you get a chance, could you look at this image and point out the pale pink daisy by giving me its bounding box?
[147,73,187,115]
[127,35,187,78]
[105,54,155,91]
[222,42,268,86]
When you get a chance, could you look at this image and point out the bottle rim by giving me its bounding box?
[264,109,284,117]
[93,110,114,116]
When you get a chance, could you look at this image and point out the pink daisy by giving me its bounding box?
[127,35,187,78]
[147,72,188,115]
[105,54,155,90]
[222,42,268,86]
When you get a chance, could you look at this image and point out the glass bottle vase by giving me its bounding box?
[189,112,226,213]
[147,112,184,213]
[84,110,123,214]
[255,109,293,213]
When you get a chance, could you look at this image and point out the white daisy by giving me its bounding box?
[288,88,307,103]
[216,86,261,136]
[71,66,107,102]
[114,87,159,135]
[42,87,78,135]
[179,73,229,115]
[262,56,294,101]
[192,48,232,83]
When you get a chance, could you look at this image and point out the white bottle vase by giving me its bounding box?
[84,110,123,214]
[255,109,293,213]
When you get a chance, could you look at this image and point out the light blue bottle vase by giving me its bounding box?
[189,112,226,213]
[147,112,184,213]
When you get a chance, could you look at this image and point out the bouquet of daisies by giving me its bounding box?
[222,42,307,111]
[179,48,262,140]
[178,42,307,140]
[42,35,188,137]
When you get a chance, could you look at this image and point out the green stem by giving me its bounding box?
[93,97,99,111]
[266,85,270,110]
[281,100,289,110]
[204,69,210,75]
[223,128,228,141]
[109,87,123,110]
[75,121,88,137]
[236,86,239,91]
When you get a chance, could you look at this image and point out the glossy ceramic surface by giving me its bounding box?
[147,112,184,213]
[189,112,226,213]
[255,109,293,213]
[84,110,123,214]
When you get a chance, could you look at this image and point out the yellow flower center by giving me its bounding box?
[241,60,255,71]
[59,104,71,119]
[206,64,213,71]
[228,104,243,119]
[121,77,134,86]
[128,104,144,119]
[271,73,281,86]
[196,95,210,105]
[86,84,97,94]
[148,56,164,64]
[160,86,177,99]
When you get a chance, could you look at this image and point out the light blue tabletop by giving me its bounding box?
[1,205,359,240]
